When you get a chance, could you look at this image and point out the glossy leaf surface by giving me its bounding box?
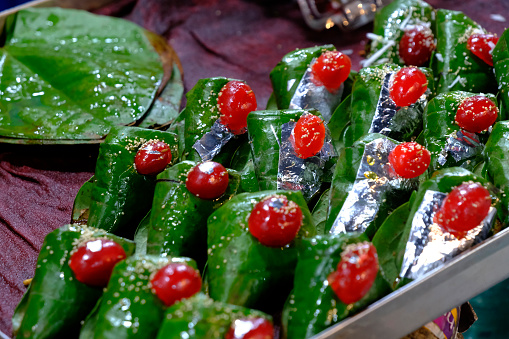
[0,7,181,143]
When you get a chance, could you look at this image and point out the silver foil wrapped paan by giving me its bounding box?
[289,60,344,123]
[277,119,337,201]
[437,130,483,166]
[330,138,417,234]
[192,119,236,161]
[400,190,496,281]
[369,72,428,136]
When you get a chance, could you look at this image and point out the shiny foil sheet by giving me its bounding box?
[289,63,343,123]
[330,138,417,234]
[369,72,427,135]
[192,119,235,161]
[400,190,496,281]
[438,129,483,166]
[277,120,337,200]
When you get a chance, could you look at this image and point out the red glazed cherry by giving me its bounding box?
[310,50,352,92]
[185,161,229,200]
[69,238,126,287]
[225,317,274,339]
[248,195,303,248]
[467,33,499,66]
[134,140,172,176]
[399,25,435,66]
[455,95,498,133]
[390,67,428,107]
[218,80,257,135]
[389,142,430,179]
[327,242,379,305]
[150,262,202,307]
[434,182,491,234]
[291,113,326,159]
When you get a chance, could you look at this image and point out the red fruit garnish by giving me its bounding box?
[390,67,428,107]
[218,80,257,135]
[225,317,274,339]
[134,140,172,176]
[467,33,499,66]
[150,263,202,307]
[310,50,352,92]
[434,182,491,234]
[398,25,435,66]
[248,195,303,248]
[327,242,379,305]
[185,161,229,200]
[291,113,326,159]
[455,95,498,133]
[69,238,126,287]
[389,142,430,179]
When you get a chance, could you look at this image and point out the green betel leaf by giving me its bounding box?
[369,0,435,66]
[325,134,414,238]
[0,7,181,143]
[372,200,412,289]
[79,254,198,339]
[156,293,272,339]
[12,224,136,339]
[269,45,335,109]
[483,121,509,225]
[394,167,500,287]
[145,161,241,269]
[345,63,433,148]
[206,190,316,312]
[283,234,390,339]
[87,126,179,237]
[493,28,509,120]
[423,91,497,175]
[431,9,497,95]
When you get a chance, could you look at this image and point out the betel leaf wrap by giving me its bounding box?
[247,108,332,195]
[343,64,433,148]
[423,91,497,174]
[79,255,198,339]
[145,161,241,268]
[325,134,414,238]
[181,77,248,163]
[369,0,434,66]
[0,7,167,142]
[493,28,509,119]
[156,293,271,339]
[395,167,500,286]
[283,234,390,339]
[247,109,303,191]
[206,190,316,312]
[484,121,509,225]
[431,9,497,95]
[269,45,335,109]
[12,224,135,339]
[88,126,178,237]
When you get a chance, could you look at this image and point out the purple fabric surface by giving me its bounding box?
[1,0,507,336]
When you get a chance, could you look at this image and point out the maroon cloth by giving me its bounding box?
[0,0,507,336]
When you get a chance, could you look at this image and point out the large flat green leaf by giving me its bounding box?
[0,7,182,143]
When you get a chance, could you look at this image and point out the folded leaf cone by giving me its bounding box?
[88,126,179,237]
[12,224,135,339]
[206,190,316,312]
